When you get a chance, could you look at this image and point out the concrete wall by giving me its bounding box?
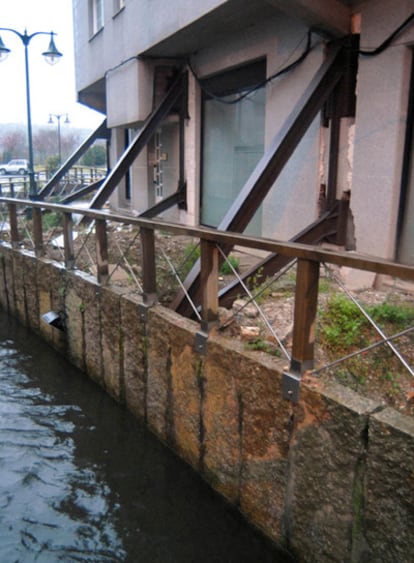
[351,0,414,262]
[1,243,413,562]
[72,0,228,93]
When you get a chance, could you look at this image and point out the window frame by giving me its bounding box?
[90,0,104,36]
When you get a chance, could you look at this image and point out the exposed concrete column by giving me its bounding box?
[349,1,414,285]
[180,69,201,226]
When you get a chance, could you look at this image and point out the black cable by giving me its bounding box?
[187,29,315,105]
[359,11,414,56]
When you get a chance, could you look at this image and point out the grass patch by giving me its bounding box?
[244,337,281,357]
[320,294,414,354]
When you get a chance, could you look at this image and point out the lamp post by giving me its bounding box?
[0,28,62,199]
[48,113,69,165]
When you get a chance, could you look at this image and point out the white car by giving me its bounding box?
[0,159,29,175]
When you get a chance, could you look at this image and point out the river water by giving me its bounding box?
[0,312,292,562]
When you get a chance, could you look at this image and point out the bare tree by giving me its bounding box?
[0,127,26,162]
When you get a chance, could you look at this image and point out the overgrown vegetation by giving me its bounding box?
[318,293,414,413]
[319,294,414,352]
[244,337,281,357]
[42,210,63,230]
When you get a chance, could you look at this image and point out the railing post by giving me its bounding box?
[8,203,19,248]
[283,258,320,402]
[140,227,157,305]
[200,238,219,331]
[32,207,44,257]
[95,219,109,284]
[63,212,75,269]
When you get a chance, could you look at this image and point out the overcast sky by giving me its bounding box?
[0,0,103,130]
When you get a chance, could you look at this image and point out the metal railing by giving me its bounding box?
[0,166,106,200]
[1,196,414,402]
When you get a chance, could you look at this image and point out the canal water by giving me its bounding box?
[0,312,293,562]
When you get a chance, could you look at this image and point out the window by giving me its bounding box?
[90,0,104,35]
[200,60,266,234]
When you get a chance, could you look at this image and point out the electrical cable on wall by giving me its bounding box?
[188,11,414,105]
[187,28,316,105]
[359,11,414,55]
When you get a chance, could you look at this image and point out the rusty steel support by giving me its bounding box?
[8,203,19,248]
[290,258,320,373]
[63,212,75,269]
[200,239,219,330]
[95,219,109,284]
[326,99,341,208]
[89,71,187,210]
[173,43,346,316]
[282,258,319,402]
[336,190,350,246]
[60,179,105,205]
[139,186,186,219]
[32,207,44,257]
[140,227,157,305]
[218,205,338,308]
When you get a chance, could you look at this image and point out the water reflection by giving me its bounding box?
[0,313,292,562]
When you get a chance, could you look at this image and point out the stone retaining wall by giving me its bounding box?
[1,245,413,562]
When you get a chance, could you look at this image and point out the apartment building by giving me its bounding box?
[72,0,414,275]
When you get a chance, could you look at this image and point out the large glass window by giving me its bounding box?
[201,61,266,234]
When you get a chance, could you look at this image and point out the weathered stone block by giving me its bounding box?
[0,251,9,312]
[67,271,103,385]
[202,339,242,503]
[236,352,291,543]
[65,272,87,370]
[121,294,147,421]
[100,285,123,401]
[169,317,201,470]
[21,251,40,332]
[286,380,380,562]
[12,251,27,324]
[146,306,176,442]
[36,258,66,352]
[364,408,414,562]
[2,247,15,315]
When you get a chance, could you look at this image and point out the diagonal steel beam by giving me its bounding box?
[38,119,109,200]
[138,182,186,218]
[60,179,105,204]
[218,205,339,308]
[89,71,187,210]
[173,42,346,315]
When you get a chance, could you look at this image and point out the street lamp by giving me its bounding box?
[0,28,62,199]
[48,113,70,165]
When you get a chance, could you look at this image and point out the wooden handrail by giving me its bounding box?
[1,195,413,401]
[1,196,414,281]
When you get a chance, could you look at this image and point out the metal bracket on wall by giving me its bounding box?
[194,330,208,355]
[138,303,152,322]
[282,370,301,403]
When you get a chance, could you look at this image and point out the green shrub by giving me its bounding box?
[220,254,240,275]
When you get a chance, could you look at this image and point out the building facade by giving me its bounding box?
[72,0,414,274]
